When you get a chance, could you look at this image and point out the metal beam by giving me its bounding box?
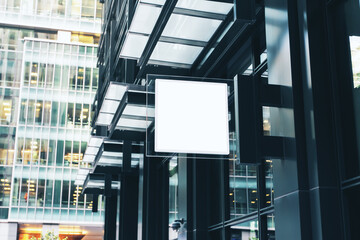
[136,0,178,81]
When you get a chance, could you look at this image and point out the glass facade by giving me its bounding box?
[3,38,104,223]
[0,0,102,33]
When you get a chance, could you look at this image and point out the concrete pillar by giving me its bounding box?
[0,222,18,240]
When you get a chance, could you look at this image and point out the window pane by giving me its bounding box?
[48,140,56,166]
[61,180,69,207]
[31,139,40,165]
[56,140,64,166]
[67,103,74,127]
[82,0,95,19]
[72,141,80,167]
[229,163,258,219]
[230,219,259,240]
[51,101,59,126]
[92,68,98,91]
[23,139,32,165]
[77,67,84,91]
[82,104,89,127]
[70,181,77,208]
[45,179,53,207]
[54,65,61,88]
[53,180,61,207]
[38,63,46,87]
[28,178,36,207]
[69,66,76,90]
[0,167,12,206]
[61,65,69,89]
[75,103,82,127]
[37,179,45,207]
[30,63,38,87]
[84,68,91,91]
[59,102,66,127]
[64,141,72,166]
[0,127,15,165]
[40,139,48,165]
[19,99,27,124]
[46,64,54,88]
[20,178,28,206]
[27,100,35,124]
[70,0,81,18]
[42,101,51,126]
[24,62,30,86]
[52,0,65,16]
[34,100,43,125]
[12,178,20,206]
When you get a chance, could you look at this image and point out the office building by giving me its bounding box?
[0,0,104,239]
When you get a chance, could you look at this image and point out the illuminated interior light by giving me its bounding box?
[2,102,10,106]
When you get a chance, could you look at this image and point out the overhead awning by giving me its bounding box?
[83,136,106,164]
[119,0,233,68]
[95,82,127,126]
[75,168,91,186]
[94,81,154,135]
[83,174,120,191]
[92,141,143,174]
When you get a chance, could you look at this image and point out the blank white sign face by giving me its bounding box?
[155,79,229,155]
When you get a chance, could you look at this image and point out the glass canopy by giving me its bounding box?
[96,82,128,126]
[75,168,90,186]
[83,136,105,164]
[93,82,154,133]
[119,0,233,68]
[83,174,121,190]
[93,141,142,169]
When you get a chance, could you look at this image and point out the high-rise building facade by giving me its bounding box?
[0,1,104,239]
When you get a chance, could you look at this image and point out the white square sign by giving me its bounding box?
[155,79,229,155]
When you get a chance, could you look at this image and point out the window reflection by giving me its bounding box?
[75,103,82,127]
[42,101,51,125]
[169,157,179,240]
[0,88,19,125]
[230,219,259,240]
[34,100,43,124]
[229,162,258,218]
[82,0,95,19]
[0,167,12,206]
[67,103,74,127]
[0,127,15,165]
[64,140,72,166]
[77,67,84,90]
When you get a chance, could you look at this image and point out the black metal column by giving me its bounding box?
[104,194,118,240]
[265,0,343,239]
[140,157,168,240]
[119,174,139,240]
[118,140,139,240]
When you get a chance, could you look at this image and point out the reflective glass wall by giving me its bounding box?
[0,0,102,33]
[0,27,58,219]
[7,39,104,224]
